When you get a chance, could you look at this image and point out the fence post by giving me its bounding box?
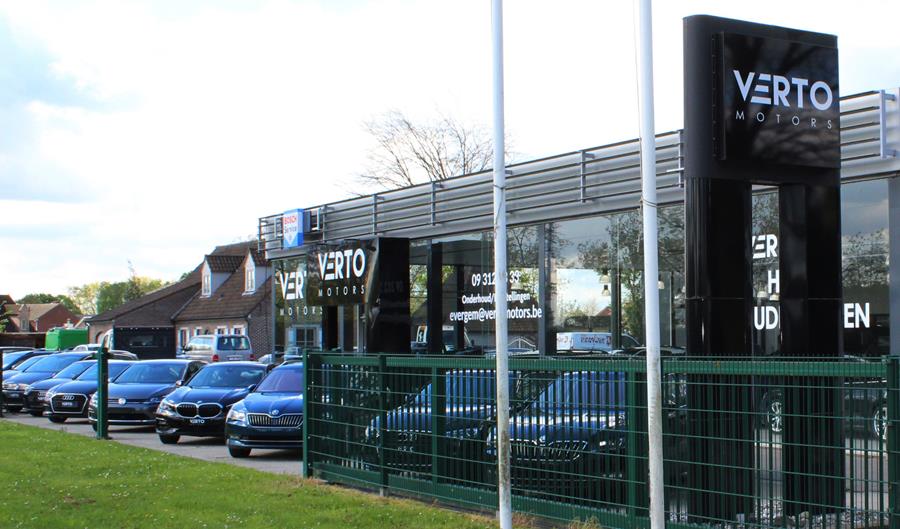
[889,356,900,529]
[378,354,388,496]
[431,366,447,488]
[626,369,639,521]
[302,349,310,478]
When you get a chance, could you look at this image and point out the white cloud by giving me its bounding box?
[0,0,898,299]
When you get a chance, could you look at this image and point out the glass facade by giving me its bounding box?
[273,180,891,357]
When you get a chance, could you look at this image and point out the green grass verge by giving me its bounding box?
[0,421,496,529]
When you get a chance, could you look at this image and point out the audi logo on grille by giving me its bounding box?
[62,395,76,401]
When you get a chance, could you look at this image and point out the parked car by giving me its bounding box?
[257,353,302,366]
[758,354,888,439]
[2,352,94,412]
[87,360,205,429]
[155,362,269,444]
[72,344,101,352]
[181,334,255,363]
[2,350,52,376]
[44,360,135,423]
[21,360,96,416]
[225,362,303,458]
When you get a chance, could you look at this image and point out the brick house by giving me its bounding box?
[87,241,272,357]
[4,302,80,332]
[173,247,273,355]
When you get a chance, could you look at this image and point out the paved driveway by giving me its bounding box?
[1,414,302,476]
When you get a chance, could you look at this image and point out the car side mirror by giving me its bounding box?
[175,380,183,387]
[247,384,257,392]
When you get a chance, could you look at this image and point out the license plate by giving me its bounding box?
[61,402,77,408]
[227,355,241,361]
[8,393,19,398]
[190,418,206,425]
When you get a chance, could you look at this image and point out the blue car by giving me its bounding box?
[155,362,269,444]
[364,369,513,479]
[88,360,206,429]
[2,352,92,412]
[225,362,303,458]
[45,360,135,423]
[487,370,628,500]
[21,360,96,416]
[2,351,53,379]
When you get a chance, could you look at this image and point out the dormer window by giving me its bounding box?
[201,262,211,297]
[245,258,256,293]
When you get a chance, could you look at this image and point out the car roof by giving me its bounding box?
[133,359,197,364]
[203,361,264,368]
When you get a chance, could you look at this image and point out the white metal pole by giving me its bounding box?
[491,1,512,528]
[634,2,664,529]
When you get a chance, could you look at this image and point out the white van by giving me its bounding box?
[181,334,255,362]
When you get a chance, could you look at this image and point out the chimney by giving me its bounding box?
[18,305,31,332]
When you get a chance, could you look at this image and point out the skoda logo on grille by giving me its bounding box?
[62,395,75,401]
[118,398,126,405]
[271,409,280,416]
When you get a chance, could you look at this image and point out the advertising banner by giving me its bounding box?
[305,241,376,306]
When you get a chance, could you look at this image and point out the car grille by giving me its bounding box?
[50,394,87,414]
[247,413,302,427]
[511,440,589,462]
[26,391,46,405]
[176,403,222,418]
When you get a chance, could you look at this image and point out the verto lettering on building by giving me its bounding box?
[305,241,374,306]
[751,232,871,330]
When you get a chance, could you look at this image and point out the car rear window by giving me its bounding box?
[217,336,250,351]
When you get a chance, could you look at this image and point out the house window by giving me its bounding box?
[232,325,244,335]
[244,259,256,293]
[216,326,227,335]
[202,263,211,297]
[179,328,190,349]
[195,327,203,336]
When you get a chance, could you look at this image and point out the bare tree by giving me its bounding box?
[357,110,508,190]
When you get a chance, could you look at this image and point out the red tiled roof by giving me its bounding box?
[175,274,271,322]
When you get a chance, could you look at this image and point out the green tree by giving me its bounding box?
[16,293,81,315]
[68,282,101,315]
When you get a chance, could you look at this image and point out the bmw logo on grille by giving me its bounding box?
[118,398,126,405]
[271,409,280,416]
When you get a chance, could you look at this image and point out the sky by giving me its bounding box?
[1,0,899,302]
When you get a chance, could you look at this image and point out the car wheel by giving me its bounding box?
[871,402,888,441]
[48,416,67,423]
[158,434,180,445]
[228,446,251,458]
[764,392,784,434]
[29,409,43,417]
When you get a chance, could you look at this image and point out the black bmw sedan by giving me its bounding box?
[155,362,269,444]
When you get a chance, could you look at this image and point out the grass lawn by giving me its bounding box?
[0,421,497,529]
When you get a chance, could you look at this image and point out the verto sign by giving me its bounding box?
[306,241,374,306]
[719,32,839,169]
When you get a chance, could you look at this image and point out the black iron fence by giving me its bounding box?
[302,352,898,529]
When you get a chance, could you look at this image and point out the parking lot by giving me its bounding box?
[1,414,301,476]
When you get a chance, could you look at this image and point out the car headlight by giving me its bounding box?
[158,399,176,413]
[46,390,58,400]
[22,384,32,392]
[226,406,247,424]
[89,394,97,406]
[1,382,14,390]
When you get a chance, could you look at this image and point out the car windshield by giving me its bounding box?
[26,355,82,373]
[255,368,303,393]
[76,363,132,381]
[54,361,93,379]
[9,355,43,371]
[188,365,266,388]
[217,336,250,351]
[2,351,32,370]
[113,363,185,384]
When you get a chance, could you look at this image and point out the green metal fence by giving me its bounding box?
[302,352,899,529]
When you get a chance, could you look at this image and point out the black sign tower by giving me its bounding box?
[684,15,842,520]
